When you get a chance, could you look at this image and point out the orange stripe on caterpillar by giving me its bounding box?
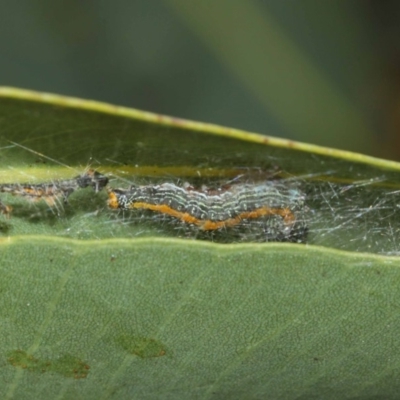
[107,180,307,242]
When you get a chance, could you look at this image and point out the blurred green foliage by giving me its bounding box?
[1,0,398,158]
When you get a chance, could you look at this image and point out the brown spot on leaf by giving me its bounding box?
[7,350,90,379]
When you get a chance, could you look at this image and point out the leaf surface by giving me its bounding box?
[0,88,400,399]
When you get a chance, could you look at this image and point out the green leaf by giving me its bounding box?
[1,87,400,399]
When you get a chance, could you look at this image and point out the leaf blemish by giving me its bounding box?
[7,350,90,379]
[116,335,167,359]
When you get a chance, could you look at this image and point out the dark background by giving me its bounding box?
[1,0,400,159]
